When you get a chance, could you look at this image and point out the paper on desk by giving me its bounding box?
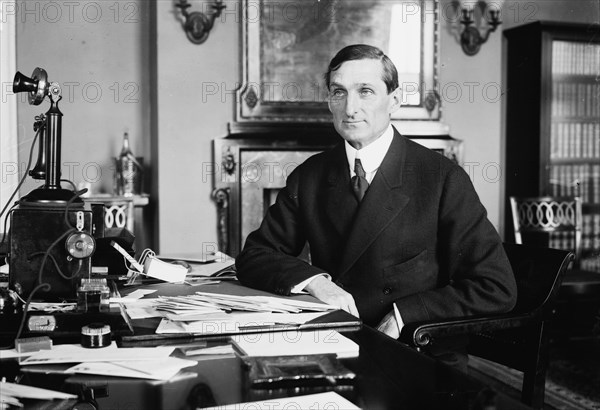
[161,309,223,321]
[155,311,327,334]
[182,344,236,356]
[65,356,197,380]
[185,252,236,277]
[129,290,334,322]
[116,282,335,324]
[155,295,224,316]
[111,291,161,319]
[1,394,22,408]
[28,302,76,312]
[199,391,361,410]
[124,305,164,320]
[20,344,176,365]
[113,288,157,301]
[0,349,34,360]
[144,256,188,283]
[184,291,335,313]
[158,250,233,264]
[184,278,233,286]
[232,329,359,359]
[116,298,162,319]
[0,381,77,400]
[251,295,337,312]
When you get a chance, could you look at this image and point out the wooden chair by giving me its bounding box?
[509,195,600,338]
[509,195,582,267]
[400,243,574,409]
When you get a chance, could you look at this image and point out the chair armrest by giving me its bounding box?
[399,313,537,348]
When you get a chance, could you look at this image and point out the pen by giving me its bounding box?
[393,303,403,335]
[238,323,299,331]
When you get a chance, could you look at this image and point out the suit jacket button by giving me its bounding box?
[383,287,392,295]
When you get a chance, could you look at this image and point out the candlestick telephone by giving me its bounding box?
[7,68,96,302]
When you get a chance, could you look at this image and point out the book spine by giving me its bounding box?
[593,214,600,257]
[590,164,600,204]
[582,214,592,251]
[595,123,600,158]
[550,165,559,196]
[559,165,566,196]
[558,122,564,158]
[551,122,557,159]
[582,164,590,203]
[575,122,581,158]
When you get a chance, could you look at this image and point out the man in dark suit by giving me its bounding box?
[236,44,516,366]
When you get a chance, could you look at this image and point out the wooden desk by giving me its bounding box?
[0,282,532,410]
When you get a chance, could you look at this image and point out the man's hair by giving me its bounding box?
[324,44,399,94]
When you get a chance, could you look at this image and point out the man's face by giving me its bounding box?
[328,59,401,149]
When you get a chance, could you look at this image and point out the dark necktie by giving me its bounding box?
[351,158,369,202]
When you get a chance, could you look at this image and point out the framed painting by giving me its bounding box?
[236,0,440,125]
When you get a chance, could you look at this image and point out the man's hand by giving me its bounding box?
[305,275,360,317]
[376,309,401,339]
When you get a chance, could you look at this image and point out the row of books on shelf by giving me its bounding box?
[551,82,599,118]
[549,164,600,203]
[549,214,600,273]
[552,41,600,76]
[549,215,599,251]
[579,256,600,273]
[581,214,600,251]
[550,121,600,159]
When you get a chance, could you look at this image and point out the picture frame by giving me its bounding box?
[235,0,441,125]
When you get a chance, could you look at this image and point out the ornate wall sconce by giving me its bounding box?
[175,0,226,45]
[458,0,504,56]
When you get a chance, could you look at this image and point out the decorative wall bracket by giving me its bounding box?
[423,91,441,116]
[458,0,503,56]
[222,148,236,176]
[212,188,230,254]
[175,0,226,45]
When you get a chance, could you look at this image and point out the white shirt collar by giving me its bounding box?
[345,125,394,176]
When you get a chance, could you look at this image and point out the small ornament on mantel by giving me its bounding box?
[114,131,143,196]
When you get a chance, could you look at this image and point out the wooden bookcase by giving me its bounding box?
[504,21,600,273]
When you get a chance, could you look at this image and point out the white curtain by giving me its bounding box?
[0,0,18,232]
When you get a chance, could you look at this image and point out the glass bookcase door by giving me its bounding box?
[549,40,600,272]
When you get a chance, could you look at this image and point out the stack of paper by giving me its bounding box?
[20,344,176,365]
[19,344,197,381]
[155,291,334,316]
[0,382,77,408]
[152,293,338,336]
[117,289,335,323]
[65,357,197,380]
[199,392,360,410]
[155,311,328,335]
[181,344,236,356]
[232,330,360,359]
[110,289,162,319]
[158,251,237,285]
[154,295,225,317]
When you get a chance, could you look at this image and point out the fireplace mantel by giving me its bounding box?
[212,125,462,256]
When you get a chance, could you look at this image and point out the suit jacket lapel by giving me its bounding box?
[325,144,358,237]
[337,131,410,277]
